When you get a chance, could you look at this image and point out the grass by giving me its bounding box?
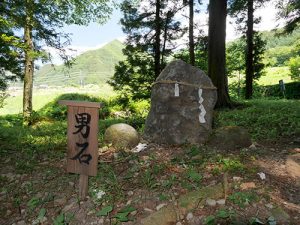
[258,67,292,86]
[1,94,299,224]
[215,99,300,140]
[1,84,116,115]
[228,66,292,86]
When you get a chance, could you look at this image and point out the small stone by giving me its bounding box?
[98,218,104,224]
[144,208,153,212]
[186,212,194,221]
[176,222,183,225]
[87,210,94,216]
[68,181,75,187]
[156,203,167,211]
[206,198,216,207]
[216,199,226,205]
[21,209,25,215]
[240,182,256,190]
[265,203,274,209]
[270,207,290,223]
[6,210,12,216]
[130,210,137,216]
[257,172,266,180]
[180,214,185,220]
[127,191,134,196]
[54,196,67,206]
[62,201,77,212]
[233,176,243,182]
[16,221,26,225]
[126,200,132,205]
[249,144,257,150]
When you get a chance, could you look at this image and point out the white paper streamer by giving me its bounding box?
[198,88,206,123]
[174,83,179,97]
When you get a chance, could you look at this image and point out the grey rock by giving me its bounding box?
[186,212,194,220]
[216,199,226,205]
[206,198,216,206]
[104,123,140,149]
[144,60,217,144]
[54,196,67,207]
[16,221,26,225]
[208,126,252,150]
[6,209,12,216]
[156,203,167,211]
[270,207,290,223]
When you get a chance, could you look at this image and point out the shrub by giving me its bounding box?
[287,56,300,80]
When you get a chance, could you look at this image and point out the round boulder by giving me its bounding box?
[208,126,252,150]
[104,123,140,149]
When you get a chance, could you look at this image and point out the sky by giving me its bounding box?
[48,1,281,64]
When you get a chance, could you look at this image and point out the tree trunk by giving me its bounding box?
[245,0,254,99]
[208,0,231,108]
[161,11,171,67]
[154,0,161,77]
[189,0,195,66]
[23,0,34,125]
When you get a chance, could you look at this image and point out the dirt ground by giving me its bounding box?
[0,138,299,225]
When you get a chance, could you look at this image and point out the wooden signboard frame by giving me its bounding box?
[59,100,101,199]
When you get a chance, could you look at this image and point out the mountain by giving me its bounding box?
[34,39,125,86]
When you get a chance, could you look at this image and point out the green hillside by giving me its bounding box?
[34,39,125,86]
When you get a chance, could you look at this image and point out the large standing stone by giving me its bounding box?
[144,60,217,144]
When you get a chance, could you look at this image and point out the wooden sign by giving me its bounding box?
[59,100,100,198]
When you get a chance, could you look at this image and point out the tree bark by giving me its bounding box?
[161,11,171,67]
[189,0,195,66]
[154,0,161,77]
[245,0,254,99]
[208,0,231,108]
[23,0,34,125]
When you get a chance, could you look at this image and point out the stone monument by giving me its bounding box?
[144,60,217,144]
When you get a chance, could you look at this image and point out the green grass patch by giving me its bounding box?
[215,99,300,140]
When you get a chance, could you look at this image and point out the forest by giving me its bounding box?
[0,0,300,225]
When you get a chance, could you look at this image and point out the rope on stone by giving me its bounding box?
[152,80,217,90]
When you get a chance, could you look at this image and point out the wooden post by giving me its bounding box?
[59,100,101,200]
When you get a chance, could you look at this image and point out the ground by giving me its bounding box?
[0,136,299,225]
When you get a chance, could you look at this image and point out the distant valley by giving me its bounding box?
[34,40,125,87]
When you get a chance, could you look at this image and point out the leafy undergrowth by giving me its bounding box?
[215,99,300,140]
[0,98,299,224]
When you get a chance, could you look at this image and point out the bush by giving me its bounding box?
[38,93,109,120]
[229,81,300,99]
[287,56,300,80]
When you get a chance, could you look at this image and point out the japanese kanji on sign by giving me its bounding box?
[59,100,101,198]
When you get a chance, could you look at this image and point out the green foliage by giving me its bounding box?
[287,56,300,80]
[229,81,300,100]
[174,36,209,73]
[227,38,246,77]
[109,0,186,99]
[97,205,113,217]
[228,191,259,208]
[53,213,74,225]
[35,40,125,86]
[276,0,300,33]
[215,99,300,140]
[226,33,266,82]
[219,158,245,173]
[109,48,155,99]
[203,215,216,225]
[27,197,41,211]
[113,205,136,222]
[38,93,106,120]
